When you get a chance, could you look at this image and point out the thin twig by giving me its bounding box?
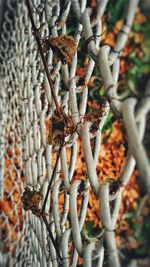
[42,214,62,263]
[26,0,61,115]
[42,146,62,212]
[42,146,62,263]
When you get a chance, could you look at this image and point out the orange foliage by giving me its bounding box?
[15,145,21,156]
[76,67,86,78]
[120,59,131,74]
[134,11,146,24]
[6,147,13,158]
[103,31,115,47]
[0,200,17,225]
[12,190,21,203]
[87,100,101,110]
[1,142,24,254]
[90,0,97,8]
[98,121,126,181]
[4,158,11,169]
[4,176,14,192]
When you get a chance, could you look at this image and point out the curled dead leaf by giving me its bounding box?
[21,187,43,217]
[42,35,77,64]
[47,107,75,147]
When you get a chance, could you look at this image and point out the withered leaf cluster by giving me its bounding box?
[21,187,43,217]
[48,107,75,147]
[42,34,77,64]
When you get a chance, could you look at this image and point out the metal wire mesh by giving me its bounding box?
[0,0,150,266]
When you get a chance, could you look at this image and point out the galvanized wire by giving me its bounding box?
[0,0,149,267]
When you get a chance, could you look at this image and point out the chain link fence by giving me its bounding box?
[0,0,150,266]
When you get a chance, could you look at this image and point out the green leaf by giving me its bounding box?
[133,24,142,32]
[130,55,142,66]
[129,65,140,76]
[83,221,100,237]
[107,0,124,25]
[127,79,136,92]
[102,112,112,134]
[102,133,111,144]
[99,87,105,98]
[143,23,150,37]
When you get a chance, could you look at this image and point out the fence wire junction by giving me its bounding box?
[0,0,150,267]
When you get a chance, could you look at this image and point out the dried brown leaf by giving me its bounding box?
[47,107,75,146]
[42,35,77,64]
[21,187,43,217]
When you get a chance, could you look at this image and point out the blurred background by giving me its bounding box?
[0,1,150,266]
